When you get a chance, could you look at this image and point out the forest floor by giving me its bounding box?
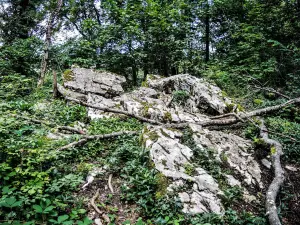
[1,75,300,225]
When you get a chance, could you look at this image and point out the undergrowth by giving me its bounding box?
[0,73,293,224]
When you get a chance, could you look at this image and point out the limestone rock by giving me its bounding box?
[58,70,264,215]
[60,70,230,123]
[192,129,263,189]
[63,68,126,97]
[261,158,272,169]
[146,74,232,115]
[143,126,224,214]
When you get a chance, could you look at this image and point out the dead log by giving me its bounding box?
[57,131,138,151]
[260,120,285,225]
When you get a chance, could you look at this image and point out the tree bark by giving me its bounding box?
[38,0,63,88]
[260,120,285,225]
[205,0,210,63]
[52,69,58,98]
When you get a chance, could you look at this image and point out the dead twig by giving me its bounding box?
[91,189,110,224]
[57,131,138,151]
[253,85,290,100]
[57,126,86,134]
[15,115,85,134]
[108,174,114,194]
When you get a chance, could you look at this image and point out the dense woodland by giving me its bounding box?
[1,0,300,224]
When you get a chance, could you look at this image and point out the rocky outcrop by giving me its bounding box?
[63,68,126,98]
[142,125,260,214]
[59,68,263,215]
[63,71,232,121]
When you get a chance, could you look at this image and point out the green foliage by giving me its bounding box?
[189,209,266,225]
[88,117,143,135]
[222,186,243,207]
[266,116,300,163]
[0,74,34,100]
[0,37,43,76]
[172,90,190,105]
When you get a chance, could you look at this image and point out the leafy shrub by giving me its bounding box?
[0,74,34,100]
[172,90,190,105]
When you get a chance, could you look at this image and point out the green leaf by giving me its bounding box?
[123,220,131,225]
[58,215,69,223]
[77,209,86,214]
[6,197,16,205]
[11,200,22,207]
[33,204,43,213]
[44,205,55,212]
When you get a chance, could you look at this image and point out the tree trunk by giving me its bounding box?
[52,69,58,98]
[37,0,63,88]
[19,0,30,39]
[132,64,137,86]
[205,0,210,63]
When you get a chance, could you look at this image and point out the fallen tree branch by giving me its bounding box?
[57,131,138,151]
[108,174,114,194]
[60,83,300,129]
[253,85,290,100]
[64,96,163,125]
[15,115,85,134]
[167,97,300,129]
[260,120,285,225]
[57,126,86,134]
[91,189,110,224]
[210,112,245,122]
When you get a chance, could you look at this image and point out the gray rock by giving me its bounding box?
[285,165,298,172]
[146,74,232,115]
[192,129,263,189]
[58,70,264,215]
[261,159,272,169]
[225,175,241,187]
[144,126,224,214]
[63,68,126,97]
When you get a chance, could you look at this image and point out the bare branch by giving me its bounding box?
[57,131,138,151]
[253,85,290,100]
[108,174,114,194]
[90,189,110,224]
[64,96,163,125]
[260,120,285,225]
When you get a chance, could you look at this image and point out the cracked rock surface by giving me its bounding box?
[60,69,263,214]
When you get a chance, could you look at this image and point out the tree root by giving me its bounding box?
[260,120,285,225]
[57,131,138,151]
[91,189,110,224]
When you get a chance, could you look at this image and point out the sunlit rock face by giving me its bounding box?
[60,69,262,214]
